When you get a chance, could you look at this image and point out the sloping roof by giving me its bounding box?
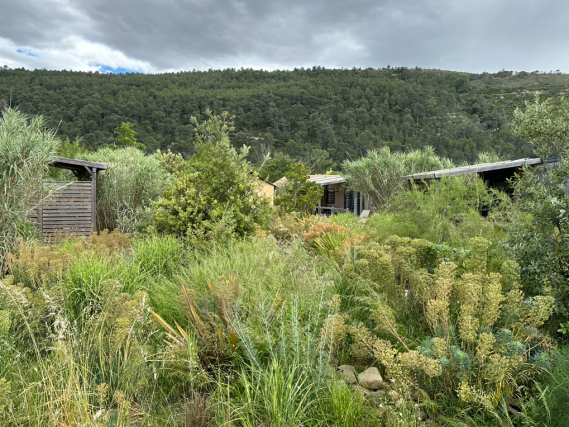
[249,171,277,187]
[273,177,288,187]
[258,176,277,188]
[273,174,346,187]
[307,174,346,186]
[403,158,543,181]
[50,157,108,172]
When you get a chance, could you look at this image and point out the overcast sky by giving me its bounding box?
[0,0,567,74]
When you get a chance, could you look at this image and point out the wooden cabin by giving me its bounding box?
[256,177,277,205]
[31,157,108,237]
[402,158,545,194]
[274,174,372,216]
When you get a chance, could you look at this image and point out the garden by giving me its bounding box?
[1,96,569,426]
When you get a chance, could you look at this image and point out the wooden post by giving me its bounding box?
[91,168,97,233]
[38,205,43,236]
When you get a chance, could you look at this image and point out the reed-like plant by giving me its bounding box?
[86,147,171,232]
[0,108,59,268]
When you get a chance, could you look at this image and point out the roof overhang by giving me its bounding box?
[50,157,109,172]
[403,158,543,181]
[307,175,346,186]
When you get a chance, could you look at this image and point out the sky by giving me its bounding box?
[0,0,567,74]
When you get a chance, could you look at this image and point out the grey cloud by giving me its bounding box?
[0,0,568,72]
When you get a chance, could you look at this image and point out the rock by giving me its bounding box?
[337,365,357,385]
[387,390,400,402]
[366,389,386,406]
[353,385,372,397]
[357,367,384,390]
[354,385,387,407]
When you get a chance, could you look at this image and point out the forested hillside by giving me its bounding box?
[1,66,568,167]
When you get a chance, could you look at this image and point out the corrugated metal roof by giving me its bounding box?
[307,175,346,185]
[273,174,346,187]
[403,158,543,180]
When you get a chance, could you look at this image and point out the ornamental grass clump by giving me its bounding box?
[0,108,60,268]
[86,147,172,232]
[303,222,365,262]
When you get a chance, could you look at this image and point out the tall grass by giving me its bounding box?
[232,359,315,426]
[0,108,59,268]
[85,147,171,232]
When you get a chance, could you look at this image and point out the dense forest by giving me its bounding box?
[2,66,569,167]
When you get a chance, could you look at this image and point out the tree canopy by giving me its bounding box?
[2,66,564,166]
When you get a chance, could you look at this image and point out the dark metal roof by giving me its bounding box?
[403,158,543,180]
[50,157,108,172]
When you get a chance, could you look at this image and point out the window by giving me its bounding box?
[326,187,335,204]
[344,191,353,210]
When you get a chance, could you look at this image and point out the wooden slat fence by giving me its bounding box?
[31,181,93,237]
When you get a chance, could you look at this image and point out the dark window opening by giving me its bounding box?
[326,188,335,204]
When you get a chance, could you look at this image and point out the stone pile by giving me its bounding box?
[336,364,429,423]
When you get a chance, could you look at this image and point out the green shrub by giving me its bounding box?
[508,94,569,325]
[336,237,554,416]
[275,163,324,214]
[364,174,509,248]
[154,112,272,240]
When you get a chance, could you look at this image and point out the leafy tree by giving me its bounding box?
[115,122,146,150]
[154,111,272,241]
[507,94,569,322]
[299,148,337,174]
[0,66,543,163]
[512,94,569,159]
[342,146,453,208]
[258,156,296,183]
[275,163,323,215]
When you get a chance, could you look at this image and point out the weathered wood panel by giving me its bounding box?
[31,181,93,237]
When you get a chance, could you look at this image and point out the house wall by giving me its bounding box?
[31,181,94,237]
[257,179,275,205]
[321,183,346,209]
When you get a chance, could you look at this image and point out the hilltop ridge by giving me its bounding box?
[1,66,568,167]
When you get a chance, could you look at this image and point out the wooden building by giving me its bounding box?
[32,157,108,237]
[402,158,545,194]
[256,177,277,205]
[274,174,371,215]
